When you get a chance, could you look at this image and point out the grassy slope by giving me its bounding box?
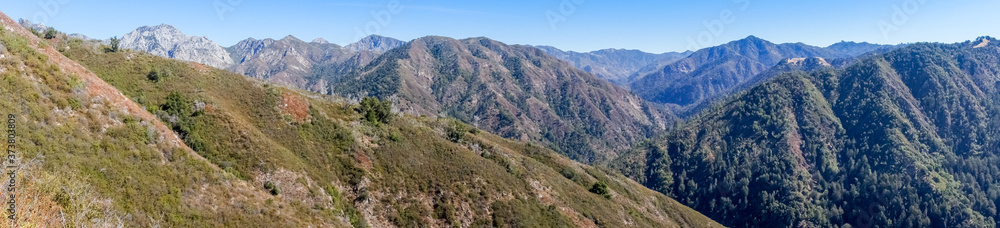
[0,14,327,227]
[56,32,721,227]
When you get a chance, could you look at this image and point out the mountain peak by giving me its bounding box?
[743,35,764,41]
[732,35,770,45]
[281,35,301,42]
[346,34,406,52]
[120,24,233,69]
[311,38,329,44]
[151,23,178,30]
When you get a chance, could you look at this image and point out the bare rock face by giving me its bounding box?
[120,24,234,69]
[17,18,48,33]
[345,34,406,53]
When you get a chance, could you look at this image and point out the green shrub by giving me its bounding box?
[106,36,120,53]
[44,27,57,39]
[357,96,393,125]
[446,120,468,142]
[264,181,280,195]
[147,70,161,82]
[589,182,610,199]
[162,92,192,117]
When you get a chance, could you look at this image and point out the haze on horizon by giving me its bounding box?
[3,0,998,53]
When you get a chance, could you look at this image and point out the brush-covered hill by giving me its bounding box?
[38,17,721,227]
[613,37,1000,227]
[0,12,321,227]
[333,36,674,162]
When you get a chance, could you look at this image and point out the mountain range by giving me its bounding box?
[0,11,720,227]
[533,46,692,84]
[107,24,906,165]
[333,36,674,162]
[115,25,669,163]
[22,12,1000,228]
[614,36,1000,227]
[628,36,896,114]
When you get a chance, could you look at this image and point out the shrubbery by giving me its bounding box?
[44,27,57,39]
[357,96,393,125]
[589,182,611,199]
[105,36,120,53]
[446,119,468,142]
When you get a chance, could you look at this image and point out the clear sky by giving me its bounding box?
[2,0,998,53]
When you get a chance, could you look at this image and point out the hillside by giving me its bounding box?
[0,12,320,227]
[613,37,1000,227]
[629,36,894,115]
[534,45,691,84]
[333,36,674,162]
[47,20,722,227]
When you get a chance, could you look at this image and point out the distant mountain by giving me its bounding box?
[534,45,691,84]
[119,24,234,69]
[334,36,675,162]
[345,34,406,53]
[225,35,405,94]
[226,35,358,90]
[629,36,896,115]
[825,41,895,56]
[17,18,47,33]
[614,37,1000,227]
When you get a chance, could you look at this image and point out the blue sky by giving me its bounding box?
[2,0,998,53]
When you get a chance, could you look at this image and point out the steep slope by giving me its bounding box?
[120,24,234,69]
[58,30,722,227]
[346,34,407,53]
[614,37,1000,227]
[0,12,330,227]
[335,36,674,162]
[629,36,893,115]
[535,45,691,84]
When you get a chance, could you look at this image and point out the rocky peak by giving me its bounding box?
[311,38,329,44]
[17,18,47,32]
[346,34,406,52]
[120,24,234,69]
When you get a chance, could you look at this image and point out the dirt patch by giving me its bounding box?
[190,62,210,72]
[974,39,990,48]
[280,91,310,122]
[783,107,808,171]
[559,206,599,228]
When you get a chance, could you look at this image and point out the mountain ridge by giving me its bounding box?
[334,35,675,162]
[614,37,1000,227]
[629,35,897,115]
[534,45,692,84]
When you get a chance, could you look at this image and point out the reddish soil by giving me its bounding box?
[280,91,310,122]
